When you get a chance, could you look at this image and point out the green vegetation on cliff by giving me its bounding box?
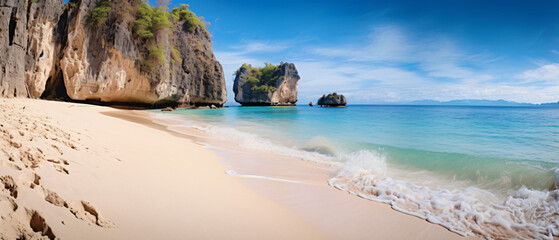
[130,2,207,70]
[171,4,205,33]
[89,1,208,71]
[133,3,206,39]
[133,2,173,39]
[138,46,166,70]
[91,0,112,28]
[237,63,284,93]
[171,47,182,64]
[149,47,166,65]
[91,1,207,35]
[323,92,338,99]
[133,2,173,69]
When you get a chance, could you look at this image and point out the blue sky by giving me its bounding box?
[119,1,559,103]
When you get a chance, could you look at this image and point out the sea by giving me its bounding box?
[153,105,559,239]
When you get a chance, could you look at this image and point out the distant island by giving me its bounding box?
[403,99,559,107]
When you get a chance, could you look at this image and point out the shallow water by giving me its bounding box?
[154,105,559,239]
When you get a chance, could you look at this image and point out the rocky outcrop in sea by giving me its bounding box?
[317,93,347,107]
[233,62,299,106]
[0,0,226,107]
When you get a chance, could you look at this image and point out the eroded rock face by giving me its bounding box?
[60,4,157,103]
[25,0,63,98]
[317,93,347,107]
[168,24,227,106]
[0,0,227,107]
[0,0,28,97]
[233,62,300,106]
[59,0,226,106]
[0,0,64,99]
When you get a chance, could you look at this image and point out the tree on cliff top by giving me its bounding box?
[130,1,209,71]
[236,63,284,93]
[91,0,112,28]
[133,2,207,40]
[134,3,173,39]
[171,4,206,33]
[133,1,174,70]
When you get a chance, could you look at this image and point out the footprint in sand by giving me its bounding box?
[19,172,41,189]
[47,158,70,174]
[40,187,114,228]
[0,176,18,198]
[53,165,69,174]
[28,210,56,240]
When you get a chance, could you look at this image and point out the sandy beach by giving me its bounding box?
[0,98,471,239]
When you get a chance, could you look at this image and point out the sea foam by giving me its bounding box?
[154,113,339,166]
[329,149,559,239]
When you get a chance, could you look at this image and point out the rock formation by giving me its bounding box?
[0,0,226,107]
[317,93,347,107]
[233,62,299,106]
[0,0,30,97]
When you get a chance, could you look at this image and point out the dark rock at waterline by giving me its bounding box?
[318,93,347,107]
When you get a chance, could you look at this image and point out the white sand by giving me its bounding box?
[0,98,324,239]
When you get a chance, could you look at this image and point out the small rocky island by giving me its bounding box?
[317,93,347,107]
[233,62,300,106]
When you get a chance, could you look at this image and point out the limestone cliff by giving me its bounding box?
[233,62,299,106]
[0,0,226,107]
[0,0,29,97]
[26,0,64,99]
[317,93,347,107]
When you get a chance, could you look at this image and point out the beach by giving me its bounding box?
[1,0,557,238]
[0,98,468,239]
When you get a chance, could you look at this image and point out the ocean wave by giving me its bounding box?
[153,113,339,166]
[206,125,559,239]
[329,149,559,239]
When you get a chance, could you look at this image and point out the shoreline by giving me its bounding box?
[119,108,473,239]
[0,98,471,239]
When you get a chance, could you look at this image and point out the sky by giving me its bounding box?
[119,1,559,104]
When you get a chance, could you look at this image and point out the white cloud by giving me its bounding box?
[518,63,559,84]
[229,41,289,54]
[243,42,287,53]
[296,61,433,103]
[311,25,412,63]
[214,51,260,65]
[310,25,495,84]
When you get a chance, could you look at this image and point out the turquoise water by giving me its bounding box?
[164,106,559,189]
[156,105,559,238]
